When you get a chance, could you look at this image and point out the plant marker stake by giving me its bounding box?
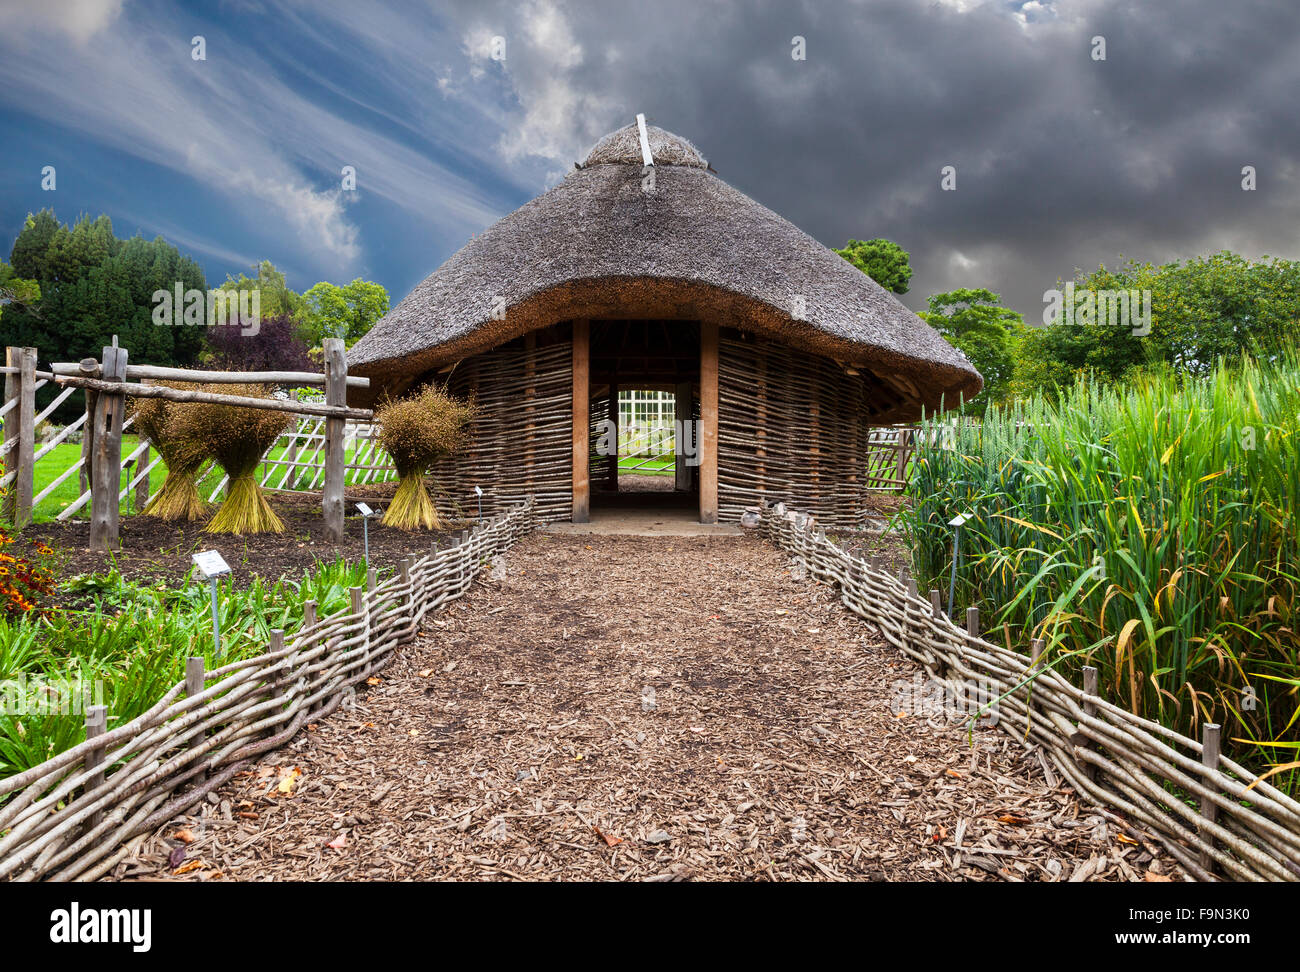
[474,484,483,524]
[192,549,231,657]
[356,503,375,568]
[947,512,972,621]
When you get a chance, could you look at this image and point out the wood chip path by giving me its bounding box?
[122,533,1186,882]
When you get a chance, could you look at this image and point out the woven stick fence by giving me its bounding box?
[718,335,879,527]
[430,338,573,523]
[0,502,536,883]
[762,504,1300,882]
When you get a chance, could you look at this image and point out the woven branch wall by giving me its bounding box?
[719,334,876,527]
[763,505,1300,882]
[0,504,536,883]
[430,340,573,523]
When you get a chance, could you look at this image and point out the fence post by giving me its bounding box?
[134,379,152,511]
[929,589,943,619]
[2,347,36,528]
[351,585,368,651]
[186,656,207,780]
[965,606,980,638]
[322,338,346,542]
[84,705,107,830]
[1081,666,1099,782]
[1199,723,1221,871]
[89,344,127,551]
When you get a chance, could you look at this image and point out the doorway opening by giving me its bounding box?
[589,320,699,518]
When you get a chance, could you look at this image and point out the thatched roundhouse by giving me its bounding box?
[349,122,981,526]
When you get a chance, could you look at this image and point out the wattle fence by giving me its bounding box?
[763,503,1300,882]
[0,502,535,882]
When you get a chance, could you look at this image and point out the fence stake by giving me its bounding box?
[84,705,107,829]
[1,347,37,528]
[322,338,346,542]
[185,657,205,699]
[366,566,377,595]
[1199,723,1221,872]
[929,589,942,618]
[965,606,980,638]
[89,344,128,551]
[1081,666,1099,781]
[351,586,367,651]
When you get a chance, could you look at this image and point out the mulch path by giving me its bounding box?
[26,490,462,608]
[119,533,1186,882]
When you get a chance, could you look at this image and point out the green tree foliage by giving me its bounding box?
[301,278,390,347]
[919,288,1024,413]
[215,260,306,324]
[1013,251,1300,399]
[3,211,207,420]
[834,238,913,295]
[0,261,40,322]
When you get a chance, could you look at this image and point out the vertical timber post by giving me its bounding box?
[84,705,108,830]
[134,379,152,511]
[322,338,346,542]
[1199,723,1221,871]
[699,321,719,524]
[2,347,36,527]
[571,319,590,524]
[674,379,692,492]
[89,344,127,551]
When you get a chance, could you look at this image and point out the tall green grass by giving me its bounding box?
[906,354,1300,792]
[0,560,375,780]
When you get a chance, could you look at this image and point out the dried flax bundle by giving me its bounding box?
[377,385,474,529]
[128,383,209,521]
[171,384,293,534]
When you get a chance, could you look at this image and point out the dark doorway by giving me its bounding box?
[589,320,700,515]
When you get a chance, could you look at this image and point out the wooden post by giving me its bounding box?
[1030,638,1045,667]
[84,705,107,829]
[607,381,619,492]
[699,321,719,524]
[1199,723,1221,871]
[2,347,36,528]
[78,359,97,497]
[351,586,368,651]
[929,589,943,618]
[571,319,590,523]
[322,338,346,541]
[966,606,980,638]
[674,379,692,492]
[89,345,127,551]
[894,427,910,488]
[524,332,537,498]
[1081,666,1099,782]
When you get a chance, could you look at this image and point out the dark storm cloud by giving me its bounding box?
[443,0,1300,321]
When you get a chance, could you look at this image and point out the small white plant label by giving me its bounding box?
[192,550,230,578]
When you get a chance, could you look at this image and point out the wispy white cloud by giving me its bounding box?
[0,0,529,274]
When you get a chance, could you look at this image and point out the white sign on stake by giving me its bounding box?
[192,550,231,579]
[473,486,483,497]
[948,513,973,528]
[356,502,375,517]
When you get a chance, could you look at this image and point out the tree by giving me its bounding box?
[0,261,40,322]
[216,260,306,324]
[1012,251,1300,399]
[301,278,390,347]
[835,238,913,294]
[203,311,313,372]
[919,288,1025,413]
[3,210,207,421]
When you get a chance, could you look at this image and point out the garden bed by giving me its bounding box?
[24,490,463,607]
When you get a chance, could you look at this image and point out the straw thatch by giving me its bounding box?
[349,124,981,422]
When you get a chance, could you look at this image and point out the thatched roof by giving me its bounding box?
[349,123,982,421]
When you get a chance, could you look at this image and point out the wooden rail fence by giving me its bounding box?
[762,503,1300,882]
[0,502,536,882]
[1,339,375,545]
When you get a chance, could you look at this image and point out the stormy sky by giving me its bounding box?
[0,0,1295,324]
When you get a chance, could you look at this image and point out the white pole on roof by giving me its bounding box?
[635,113,654,167]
